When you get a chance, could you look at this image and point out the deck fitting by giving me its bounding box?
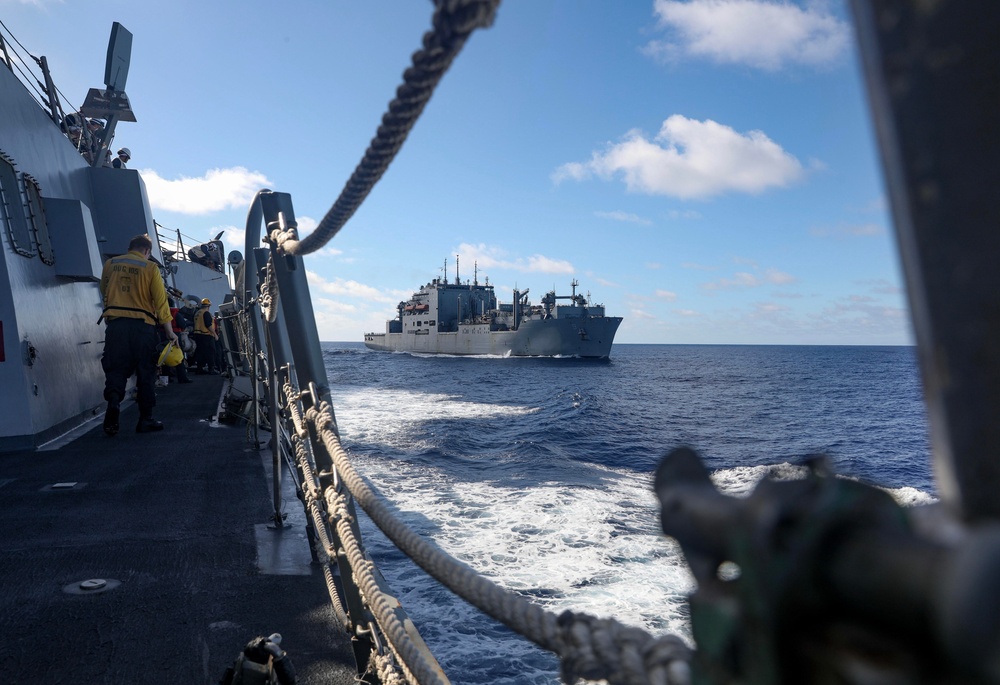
[63,578,121,595]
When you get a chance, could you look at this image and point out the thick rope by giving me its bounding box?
[259,256,279,323]
[278,0,501,257]
[327,490,445,685]
[306,402,692,684]
[281,381,426,683]
[372,649,407,685]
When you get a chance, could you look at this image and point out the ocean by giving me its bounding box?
[321,342,935,684]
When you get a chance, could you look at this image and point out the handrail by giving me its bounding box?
[225,188,694,684]
[232,192,446,683]
[215,2,698,681]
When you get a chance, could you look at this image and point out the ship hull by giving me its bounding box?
[365,316,622,358]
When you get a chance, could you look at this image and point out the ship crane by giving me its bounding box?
[541,279,587,317]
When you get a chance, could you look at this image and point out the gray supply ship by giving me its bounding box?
[365,264,623,358]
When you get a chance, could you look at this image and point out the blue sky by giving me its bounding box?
[4,0,911,344]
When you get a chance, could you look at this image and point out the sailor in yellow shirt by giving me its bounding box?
[191,297,219,373]
[99,234,178,435]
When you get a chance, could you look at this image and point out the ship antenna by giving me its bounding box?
[443,258,448,285]
[474,261,478,286]
[456,254,460,285]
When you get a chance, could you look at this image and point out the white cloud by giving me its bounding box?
[704,266,796,290]
[813,297,909,334]
[644,0,851,71]
[858,278,903,296]
[810,223,884,238]
[655,289,678,301]
[682,262,718,271]
[764,267,795,284]
[457,243,575,275]
[295,216,343,257]
[306,271,396,303]
[140,166,272,215]
[753,301,788,314]
[631,309,657,320]
[666,209,703,220]
[595,210,653,226]
[705,271,760,290]
[216,225,248,255]
[553,115,804,199]
[314,297,360,314]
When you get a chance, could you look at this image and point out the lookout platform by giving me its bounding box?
[0,374,356,684]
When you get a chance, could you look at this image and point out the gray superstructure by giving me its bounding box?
[0,24,233,450]
[365,267,622,358]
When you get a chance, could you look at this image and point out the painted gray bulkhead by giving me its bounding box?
[0,63,160,449]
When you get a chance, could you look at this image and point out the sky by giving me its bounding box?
[2,0,912,345]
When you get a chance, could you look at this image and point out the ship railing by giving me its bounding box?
[154,221,226,271]
[0,20,59,120]
[230,188,693,685]
[0,20,108,161]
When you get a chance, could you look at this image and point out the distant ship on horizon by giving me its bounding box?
[364,262,622,358]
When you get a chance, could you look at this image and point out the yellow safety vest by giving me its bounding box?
[99,250,171,325]
[193,307,215,336]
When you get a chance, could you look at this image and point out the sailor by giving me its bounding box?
[85,118,105,163]
[61,112,84,152]
[191,298,219,374]
[112,147,131,169]
[168,302,193,384]
[99,234,178,435]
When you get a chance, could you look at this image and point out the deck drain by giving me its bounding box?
[63,578,121,595]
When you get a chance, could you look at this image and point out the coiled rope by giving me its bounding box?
[273,0,501,257]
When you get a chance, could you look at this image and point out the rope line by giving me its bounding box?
[276,0,500,257]
[236,1,691,679]
[305,401,692,684]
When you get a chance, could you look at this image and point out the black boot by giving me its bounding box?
[103,393,120,437]
[136,417,164,433]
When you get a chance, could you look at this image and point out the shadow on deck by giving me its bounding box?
[0,374,357,684]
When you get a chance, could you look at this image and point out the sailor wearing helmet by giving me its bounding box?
[112,147,131,169]
[191,297,219,374]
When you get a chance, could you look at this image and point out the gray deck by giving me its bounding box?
[0,374,357,684]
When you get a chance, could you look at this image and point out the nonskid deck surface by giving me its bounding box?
[0,375,356,684]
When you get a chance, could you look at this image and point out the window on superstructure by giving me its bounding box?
[23,174,54,265]
[0,153,35,258]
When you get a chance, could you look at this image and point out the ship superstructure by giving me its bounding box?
[0,24,233,450]
[365,262,622,357]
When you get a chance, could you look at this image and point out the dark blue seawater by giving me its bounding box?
[321,343,933,684]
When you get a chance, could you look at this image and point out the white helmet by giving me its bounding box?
[118,147,131,158]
